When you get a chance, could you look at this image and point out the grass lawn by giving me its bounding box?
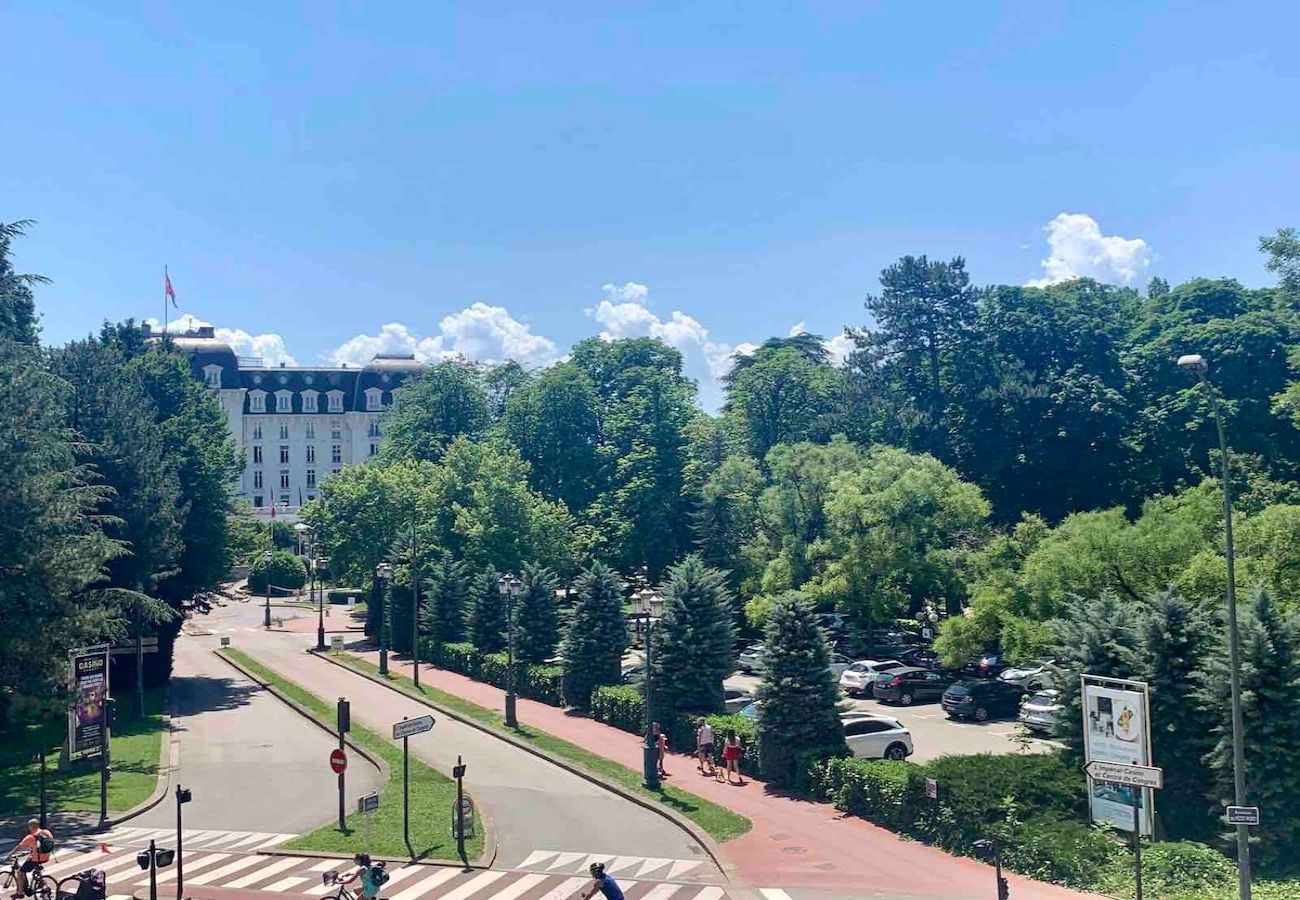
[218,649,481,863]
[329,653,751,844]
[0,688,166,818]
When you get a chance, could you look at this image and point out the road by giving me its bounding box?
[200,599,716,877]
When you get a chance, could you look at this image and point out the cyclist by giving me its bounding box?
[336,854,384,900]
[9,820,54,899]
[581,862,624,900]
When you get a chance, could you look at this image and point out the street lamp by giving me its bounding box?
[1179,352,1251,900]
[261,550,272,628]
[639,588,665,790]
[376,562,393,675]
[314,555,330,652]
[497,574,523,727]
[972,838,1008,900]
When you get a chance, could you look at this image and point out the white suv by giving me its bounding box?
[843,715,913,760]
[839,659,905,697]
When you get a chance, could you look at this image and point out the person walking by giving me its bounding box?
[581,863,624,900]
[695,718,715,775]
[722,730,744,785]
[652,721,668,777]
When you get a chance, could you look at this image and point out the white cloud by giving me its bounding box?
[146,312,298,366]
[787,321,807,337]
[326,303,558,369]
[1027,213,1153,287]
[825,332,855,367]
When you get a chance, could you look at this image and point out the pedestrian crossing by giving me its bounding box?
[68,826,299,853]
[512,851,709,883]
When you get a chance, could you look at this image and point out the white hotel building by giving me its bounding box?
[159,324,423,519]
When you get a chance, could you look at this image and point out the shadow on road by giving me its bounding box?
[168,676,260,716]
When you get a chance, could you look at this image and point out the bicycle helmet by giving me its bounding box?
[589,862,605,877]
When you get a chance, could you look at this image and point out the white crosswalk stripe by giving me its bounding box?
[223,855,303,888]
[389,867,460,900]
[693,889,726,900]
[545,851,587,872]
[758,891,794,900]
[310,859,348,872]
[479,872,547,900]
[437,870,505,900]
[640,885,682,900]
[142,853,232,885]
[535,876,587,900]
[186,854,266,885]
[264,875,311,892]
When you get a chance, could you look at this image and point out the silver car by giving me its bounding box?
[839,659,905,697]
[1019,689,1061,733]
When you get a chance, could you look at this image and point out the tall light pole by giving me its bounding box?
[315,555,330,652]
[1179,353,1251,900]
[410,526,421,689]
[261,550,272,628]
[376,562,393,675]
[497,574,523,727]
[638,588,663,790]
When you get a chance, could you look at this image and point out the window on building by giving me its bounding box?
[365,388,384,411]
[252,422,263,440]
[306,445,316,463]
[253,494,264,508]
[279,493,290,507]
[330,420,342,440]
[369,443,379,458]
[252,446,263,465]
[249,391,266,413]
[276,391,292,413]
[327,391,344,412]
[305,421,315,440]
[331,467,341,477]
[253,470,263,490]
[302,391,318,413]
[306,469,316,488]
[279,421,289,440]
[203,365,222,388]
[368,419,381,438]
[279,445,290,464]
[331,444,342,464]
[280,470,290,489]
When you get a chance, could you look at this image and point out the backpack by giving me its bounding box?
[73,869,104,900]
[35,831,55,855]
[369,864,389,887]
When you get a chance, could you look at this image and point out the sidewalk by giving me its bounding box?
[347,647,1099,900]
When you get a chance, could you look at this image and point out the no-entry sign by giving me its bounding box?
[329,748,347,774]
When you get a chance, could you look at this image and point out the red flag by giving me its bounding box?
[269,504,277,519]
[165,269,177,307]
[99,843,110,854]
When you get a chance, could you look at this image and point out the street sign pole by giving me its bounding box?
[454,757,468,870]
[36,752,47,829]
[403,722,412,860]
[336,698,350,831]
[149,839,158,900]
[1133,791,1143,900]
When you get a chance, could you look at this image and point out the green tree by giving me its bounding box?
[425,552,470,644]
[380,361,490,463]
[502,362,602,512]
[691,454,764,596]
[1196,587,1300,869]
[515,562,560,664]
[722,342,842,460]
[649,555,737,721]
[561,562,627,710]
[0,220,45,344]
[248,550,307,593]
[468,565,506,652]
[1260,226,1300,296]
[754,592,848,786]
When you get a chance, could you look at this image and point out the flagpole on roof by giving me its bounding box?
[164,265,169,334]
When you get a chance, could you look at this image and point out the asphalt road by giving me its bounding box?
[127,611,384,832]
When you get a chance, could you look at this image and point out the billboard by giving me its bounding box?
[68,646,110,757]
[1081,675,1154,835]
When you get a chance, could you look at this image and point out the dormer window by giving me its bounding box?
[302,390,319,413]
[275,390,293,413]
[365,387,384,411]
[249,390,267,413]
[327,390,345,413]
[202,365,223,389]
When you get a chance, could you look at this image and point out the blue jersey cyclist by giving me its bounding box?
[582,863,624,900]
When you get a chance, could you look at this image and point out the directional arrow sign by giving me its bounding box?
[1084,760,1163,789]
[392,715,435,740]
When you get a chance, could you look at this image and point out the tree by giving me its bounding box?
[248,551,307,593]
[424,552,470,644]
[649,556,737,721]
[380,361,490,463]
[691,454,764,596]
[515,563,560,664]
[723,343,842,459]
[468,565,506,652]
[1260,226,1300,296]
[754,592,847,786]
[1196,587,1300,868]
[0,220,45,344]
[561,562,627,710]
[502,363,602,512]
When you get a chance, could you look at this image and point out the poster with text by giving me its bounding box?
[1082,677,1154,835]
[68,647,109,756]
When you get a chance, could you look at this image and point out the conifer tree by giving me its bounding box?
[562,562,627,710]
[515,563,560,664]
[649,555,737,720]
[469,565,506,652]
[425,552,470,644]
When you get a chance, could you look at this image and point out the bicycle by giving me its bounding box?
[321,869,358,900]
[2,853,56,900]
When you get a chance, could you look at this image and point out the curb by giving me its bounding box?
[214,649,494,870]
[314,651,732,883]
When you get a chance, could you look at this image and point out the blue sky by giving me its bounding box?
[4,2,1298,408]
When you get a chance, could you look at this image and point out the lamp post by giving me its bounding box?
[261,550,272,628]
[410,527,421,689]
[1179,352,1251,900]
[497,574,523,727]
[638,588,663,790]
[376,562,393,675]
[315,555,330,652]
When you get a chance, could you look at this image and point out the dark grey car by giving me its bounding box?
[873,666,953,705]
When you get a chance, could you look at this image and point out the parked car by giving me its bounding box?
[998,663,1055,692]
[1019,689,1062,733]
[839,660,905,697]
[723,687,754,714]
[961,653,1008,678]
[737,644,768,673]
[874,666,954,705]
[842,715,913,760]
[738,701,761,719]
[827,652,854,679]
[942,679,1025,721]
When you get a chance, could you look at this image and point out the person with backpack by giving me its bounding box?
[9,819,54,899]
[338,854,387,900]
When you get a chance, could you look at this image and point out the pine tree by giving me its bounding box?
[425,552,470,644]
[649,555,737,720]
[469,565,506,652]
[365,573,383,639]
[562,563,628,710]
[387,581,418,654]
[1142,588,1216,841]
[515,563,560,664]
[754,592,847,786]
[0,220,45,344]
[1196,586,1300,869]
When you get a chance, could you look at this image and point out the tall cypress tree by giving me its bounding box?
[515,562,560,664]
[754,592,847,786]
[1196,586,1300,869]
[425,552,469,644]
[562,562,628,710]
[469,565,506,652]
[649,555,737,721]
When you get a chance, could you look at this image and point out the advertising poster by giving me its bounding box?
[1082,676,1154,835]
[68,646,110,756]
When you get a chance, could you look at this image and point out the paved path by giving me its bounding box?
[345,647,1098,900]
[212,602,712,875]
[130,604,384,832]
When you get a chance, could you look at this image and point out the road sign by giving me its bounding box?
[1084,760,1163,790]
[358,792,379,814]
[393,715,435,740]
[925,777,938,799]
[329,748,347,774]
[330,634,345,651]
[1226,806,1260,826]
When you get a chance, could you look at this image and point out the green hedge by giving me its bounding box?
[249,551,307,594]
[327,588,364,604]
[590,685,643,732]
[424,641,563,706]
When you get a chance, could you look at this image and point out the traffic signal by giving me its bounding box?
[338,698,351,734]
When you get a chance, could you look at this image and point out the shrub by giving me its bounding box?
[428,641,481,678]
[1001,816,1119,888]
[590,685,644,733]
[479,651,564,706]
[327,588,364,605]
[1093,840,1236,898]
[248,551,307,594]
